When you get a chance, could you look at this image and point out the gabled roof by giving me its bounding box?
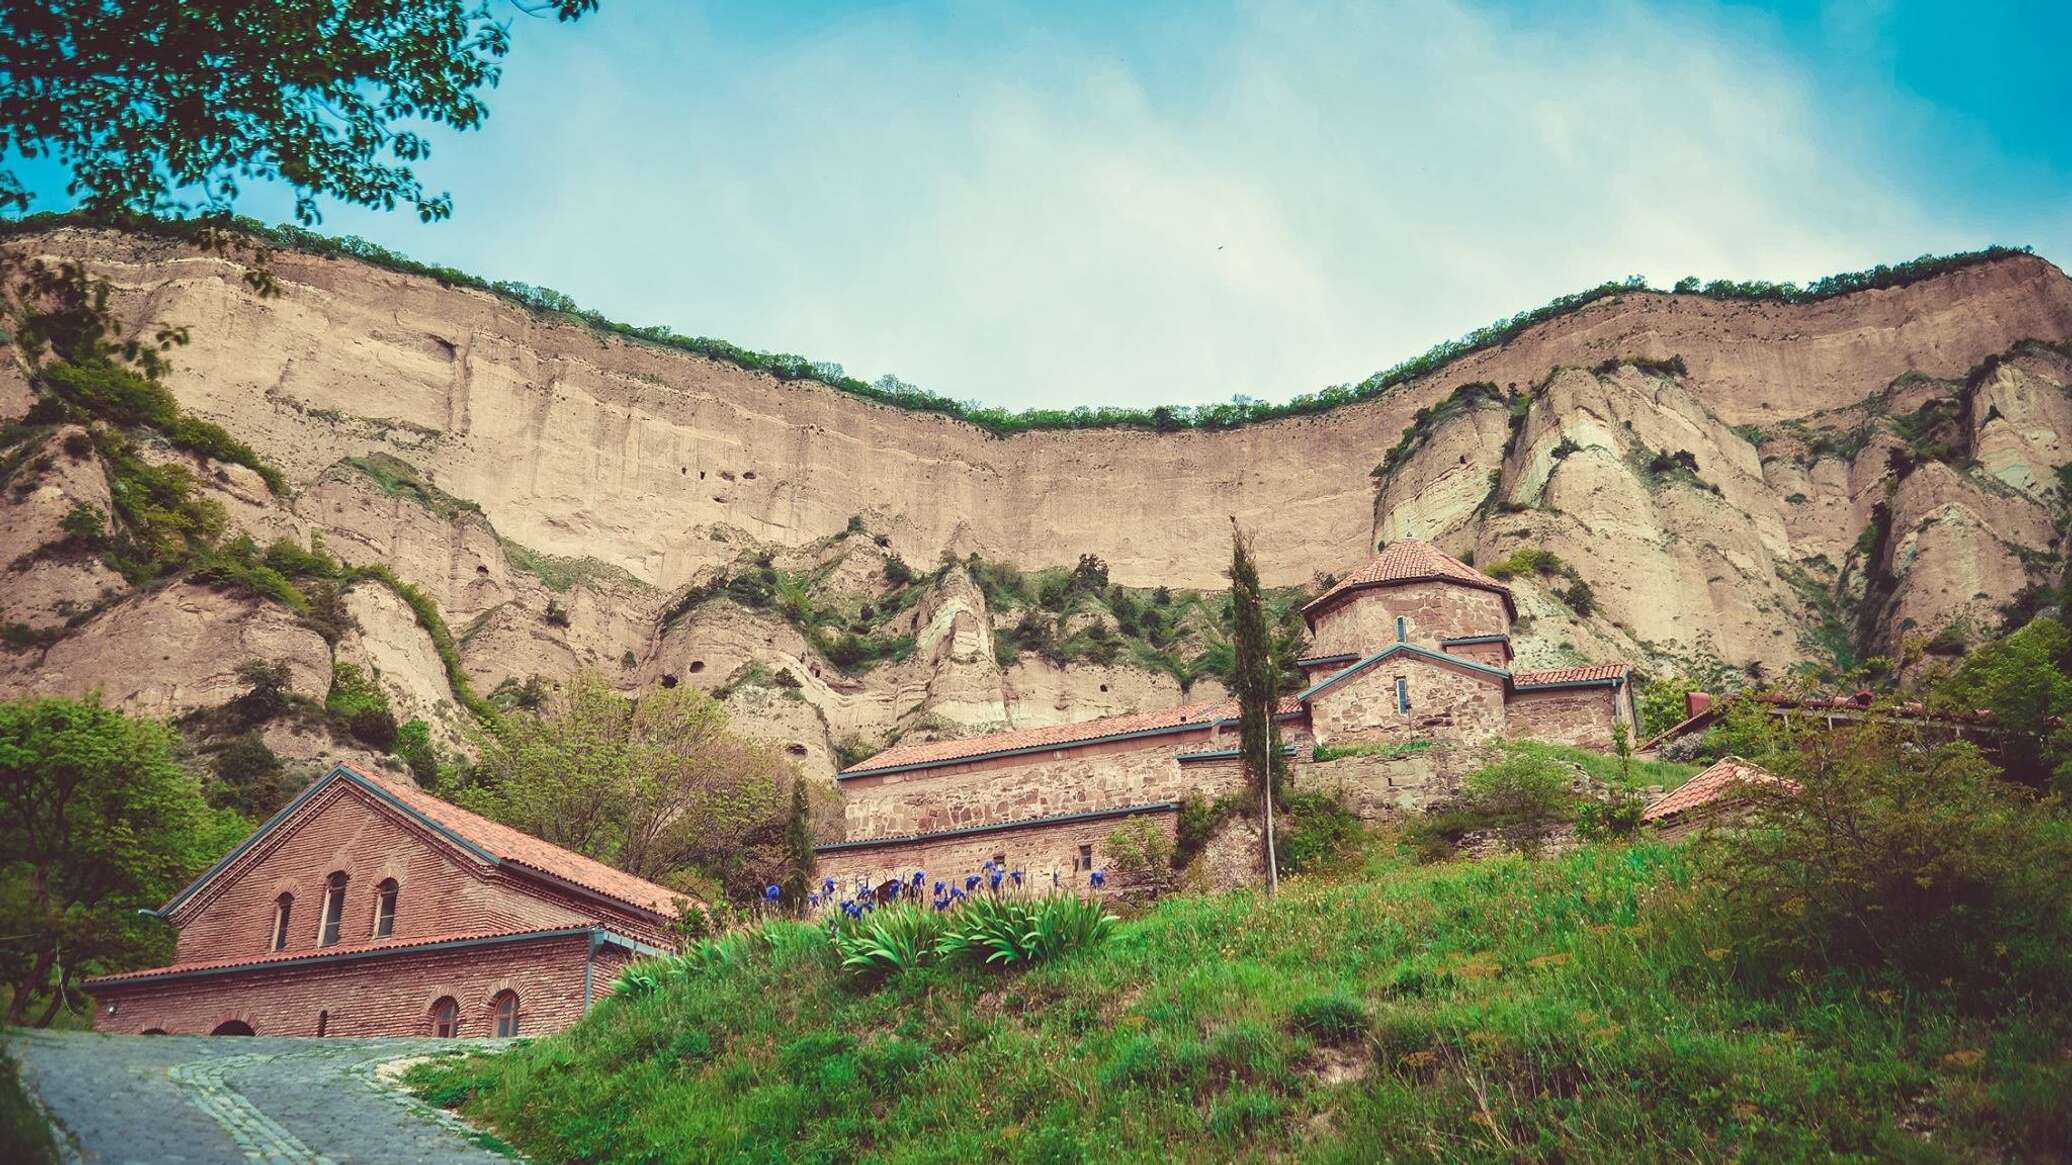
[1296,642,1513,702]
[83,924,668,988]
[1304,540,1514,624]
[162,764,686,920]
[1641,756,1793,823]
[1512,663,1630,688]
[839,698,1305,779]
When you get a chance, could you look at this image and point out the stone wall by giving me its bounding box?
[1505,685,1627,750]
[817,806,1176,898]
[1309,656,1506,748]
[1307,580,1509,659]
[1294,746,1472,818]
[90,931,628,1037]
[1442,640,1510,670]
[838,725,1249,839]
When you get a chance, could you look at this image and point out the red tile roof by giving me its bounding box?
[841,697,1304,777]
[1512,663,1631,687]
[1641,756,1793,823]
[1304,540,1512,621]
[344,766,685,916]
[85,925,617,986]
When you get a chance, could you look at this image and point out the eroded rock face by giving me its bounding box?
[2,228,2070,788]
[1,581,331,716]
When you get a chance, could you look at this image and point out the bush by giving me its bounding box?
[1105,816,1176,895]
[326,661,397,747]
[1288,992,1368,1044]
[1461,753,1576,856]
[235,657,295,715]
[1575,794,1645,841]
[1277,790,1361,873]
[1712,722,2071,991]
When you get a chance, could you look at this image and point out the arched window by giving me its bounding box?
[1395,615,1408,643]
[269,893,293,952]
[318,872,347,946]
[211,1020,255,1036]
[431,997,460,1038]
[492,991,521,1038]
[373,879,399,938]
[316,1010,329,1037]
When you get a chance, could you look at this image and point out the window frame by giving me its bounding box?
[1395,615,1408,643]
[492,991,521,1038]
[431,996,460,1038]
[317,872,348,947]
[1395,675,1411,713]
[269,893,293,952]
[372,878,399,939]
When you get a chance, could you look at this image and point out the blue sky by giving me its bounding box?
[18,1,2072,411]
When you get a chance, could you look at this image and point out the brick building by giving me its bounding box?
[85,763,683,1038]
[820,541,1636,891]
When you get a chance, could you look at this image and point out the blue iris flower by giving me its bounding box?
[823,878,835,895]
[933,880,945,896]
[982,859,994,872]
[1089,870,1107,888]
[989,871,1003,890]
[765,884,781,901]
[807,893,819,908]
[965,875,981,892]
[1010,869,1024,886]
[911,870,925,887]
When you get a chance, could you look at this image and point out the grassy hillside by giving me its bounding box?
[409,838,2067,1163]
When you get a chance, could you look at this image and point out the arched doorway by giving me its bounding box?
[210,1020,255,1036]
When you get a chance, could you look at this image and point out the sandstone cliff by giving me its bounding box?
[2,227,2068,791]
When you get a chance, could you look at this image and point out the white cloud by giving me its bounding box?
[319,1,1996,411]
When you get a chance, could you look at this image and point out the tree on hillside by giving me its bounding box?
[0,0,598,224]
[1934,615,2072,793]
[458,671,796,900]
[1713,719,2069,990]
[1229,519,1285,892]
[782,778,815,908]
[0,695,246,1025]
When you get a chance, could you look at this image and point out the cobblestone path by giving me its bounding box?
[9,1029,521,1165]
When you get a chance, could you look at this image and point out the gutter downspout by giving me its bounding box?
[582,928,603,1013]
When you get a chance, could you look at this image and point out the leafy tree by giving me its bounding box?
[1461,752,1575,857]
[0,0,597,223]
[206,733,303,817]
[458,671,795,899]
[1713,721,2069,990]
[1228,520,1285,888]
[1637,675,1699,738]
[1935,616,2072,792]
[0,696,245,1025]
[235,657,295,716]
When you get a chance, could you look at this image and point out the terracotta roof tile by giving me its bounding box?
[842,697,1304,777]
[345,766,685,916]
[1641,756,1793,822]
[85,924,615,986]
[1305,540,1512,620]
[1512,663,1631,687]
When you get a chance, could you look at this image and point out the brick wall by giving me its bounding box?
[1310,656,1506,748]
[1307,581,1509,659]
[1505,685,1628,750]
[171,782,670,964]
[91,932,628,1037]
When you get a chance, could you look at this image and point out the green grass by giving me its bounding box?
[342,453,483,522]
[1312,739,1433,762]
[407,841,2066,1162]
[1498,740,1698,792]
[0,1050,59,1165]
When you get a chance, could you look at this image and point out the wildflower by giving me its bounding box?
[765,884,781,902]
[1011,869,1024,887]
[933,880,945,896]
[965,875,981,892]
[807,893,819,909]
[989,871,1004,891]
[1089,869,1107,888]
[982,859,995,872]
[823,878,835,895]
[911,870,926,888]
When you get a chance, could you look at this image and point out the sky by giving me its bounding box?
[17,0,2072,412]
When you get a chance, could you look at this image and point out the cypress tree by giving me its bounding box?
[783,779,815,907]
[1229,519,1285,891]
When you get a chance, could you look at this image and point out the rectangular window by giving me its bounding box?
[1395,615,1407,642]
[1076,844,1093,871]
[1395,676,1410,713]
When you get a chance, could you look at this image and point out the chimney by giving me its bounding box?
[1685,691,1713,720]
